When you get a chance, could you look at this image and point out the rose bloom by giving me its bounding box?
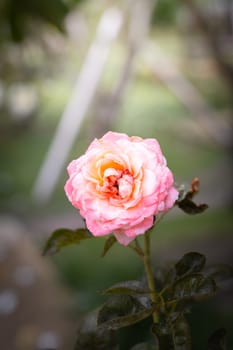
[65,132,178,246]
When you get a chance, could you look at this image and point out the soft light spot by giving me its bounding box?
[37,331,60,350]
[0,246,8,262]
[0,289,18,315]
[14,265,36,287]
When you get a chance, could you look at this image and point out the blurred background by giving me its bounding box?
[0,0,233,349]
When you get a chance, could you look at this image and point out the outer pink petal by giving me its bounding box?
[64,179,73,201]
[114,232,135,246]
[143,138,164,163]
[85,217,112,236]
[124,216,154,237]
[114,216,154,246]
[164,186,179,210]
[67,159,78,176]
[101,131,130,142]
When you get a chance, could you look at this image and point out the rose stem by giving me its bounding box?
[143,230,159,323]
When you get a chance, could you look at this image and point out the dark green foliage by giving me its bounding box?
[43,225,232,349]
[152,316,191,350]
[158,253,216,342]
[97,295,155,330]
[207,328,227,350]
[98,260,228,348]
[0,0,68,42]
[43,220,232,349]
[177,199,208,215]
[171,274,216,300]
[102,280,149,296]
[43,228,92,255]
[151,252,231,349]
[166,253,216,302]
[70,247,233,350]
[176,178,208,215]
[175,252,206,277]
[0,0,83,42]
[74,311,119,350]
[93,251,232,348]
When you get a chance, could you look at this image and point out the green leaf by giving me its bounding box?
[177,198,208,214]
[176,178,208,215]
[172,317,191,350]
[163,298,193,326]
[99,306,155,330]
[97,295,154,330]
[102,281,149,296]
[74,310,118,350]
[8,0,69,42]
[154,265,175,291]
[43,228,92,256]
[172,274,216,300]
[172,299,193,315]
[152,318,171,336]
[208,328,226,350]
[175,252,206,277]
[152,320,173,349]
[152,316,191,350]
[101,236,117,257]
[98,295,139,324]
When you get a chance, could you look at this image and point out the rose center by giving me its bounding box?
[102,168,133,198]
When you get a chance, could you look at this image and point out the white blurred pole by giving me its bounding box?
[91,0,156,137]
[32,8,123,203]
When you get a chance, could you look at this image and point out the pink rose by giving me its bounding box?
[64,132,178,246]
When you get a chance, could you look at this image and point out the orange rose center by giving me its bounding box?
[100,168,133,199]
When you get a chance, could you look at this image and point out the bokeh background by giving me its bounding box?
[0,0,233,349]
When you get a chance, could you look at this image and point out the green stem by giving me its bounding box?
[143,230,159,323]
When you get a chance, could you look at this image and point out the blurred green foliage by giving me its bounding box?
[152,0,180,25]
[0,0,84,42]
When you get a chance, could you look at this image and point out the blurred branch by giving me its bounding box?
[144,43,232,148]
[181,0,233,95]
